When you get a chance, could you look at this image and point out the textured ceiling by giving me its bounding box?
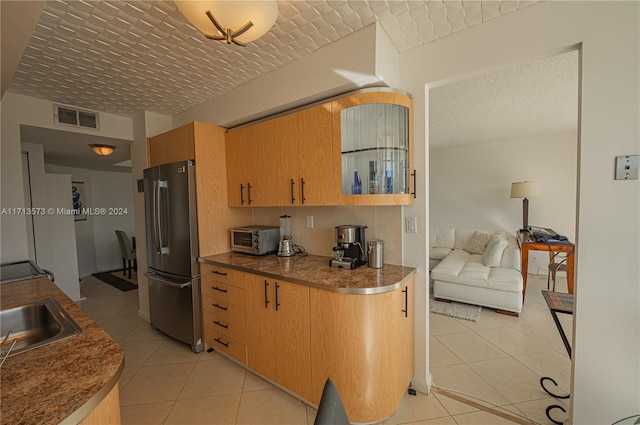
[429,50,579,149]
[7,0,539,118]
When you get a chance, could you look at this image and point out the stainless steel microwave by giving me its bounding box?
[230,226,280,255]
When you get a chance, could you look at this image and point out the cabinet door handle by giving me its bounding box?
[212,286,227,293]
[264,280,270,308]
[300,178,306,204]
[214,337,229,347]
[212,270,227,276]
[214,320,229,329]
[411,169,417,199]
[402,287,408,317]
[290,178,295,204]
[275,282,280,312]
[240,184,245,205]
[213,303,228,311]
[247,182,253,205]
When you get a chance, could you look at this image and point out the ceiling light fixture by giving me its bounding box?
[89,144,116,156]
[175,1,278,46]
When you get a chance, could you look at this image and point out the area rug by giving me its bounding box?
[109,270,137,286]
[92,271,138,291]
[429,294,481,322]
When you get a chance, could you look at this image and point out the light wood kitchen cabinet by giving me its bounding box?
[201,264,248,363]
[295,104,336,205]
[148,121,252,256]
[245,273,311,400]
[309,277,415,423]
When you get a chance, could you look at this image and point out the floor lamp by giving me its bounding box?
[510,181,541,231]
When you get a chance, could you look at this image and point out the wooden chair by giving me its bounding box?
[547,245,572,292]
[115,230,136,279]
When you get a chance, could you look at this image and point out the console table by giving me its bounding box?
[516,230,575,301]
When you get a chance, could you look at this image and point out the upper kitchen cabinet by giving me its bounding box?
[332,89,414,206]
[147,123,196,166]
[225,127,248,207]
[295,104,335,205]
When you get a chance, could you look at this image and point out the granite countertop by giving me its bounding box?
[0,276,124,425]
[199,252,416,294]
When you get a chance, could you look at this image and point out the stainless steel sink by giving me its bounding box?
[0,298,82,357]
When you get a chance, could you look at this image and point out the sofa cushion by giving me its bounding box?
[482,234,509,267]
[430,247,452,261]
[464,231,492,254]
[431,249,523,293]
[500,236,521,271]
[429,228,455,249]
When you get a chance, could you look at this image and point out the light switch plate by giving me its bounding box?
[405,217,418,234]
[306,216,313,229]
[615,155,639,180]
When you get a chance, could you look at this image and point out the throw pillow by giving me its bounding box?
[464,231,492,254]
[482,235,509,267]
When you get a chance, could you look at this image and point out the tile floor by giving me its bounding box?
[77,273,571,425]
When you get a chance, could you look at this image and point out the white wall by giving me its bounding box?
[1,92,133,264]
[430,133,577,274]
[398,2,639,423]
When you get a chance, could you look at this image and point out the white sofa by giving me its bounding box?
[429,228,524,315]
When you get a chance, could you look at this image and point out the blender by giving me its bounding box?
[277,214,295,257]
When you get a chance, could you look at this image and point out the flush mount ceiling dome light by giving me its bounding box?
[89,144,116,156]
[175,1,278,46]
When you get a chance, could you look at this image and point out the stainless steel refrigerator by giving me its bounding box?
[143,160,203,353]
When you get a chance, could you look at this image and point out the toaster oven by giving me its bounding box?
[230,226,280,255]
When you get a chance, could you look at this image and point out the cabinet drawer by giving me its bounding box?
[203,304,247,343]
[201,264,245,289]
[201,281,245,307]
[204,327,247,364]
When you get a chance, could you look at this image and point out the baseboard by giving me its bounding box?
[138,310,150,322]
[411,373,432,395]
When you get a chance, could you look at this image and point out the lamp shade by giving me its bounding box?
[89,144,116,156]
[510,181,541,199]
[175,1,278,44]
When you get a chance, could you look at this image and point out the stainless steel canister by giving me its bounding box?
[367,239,384,268]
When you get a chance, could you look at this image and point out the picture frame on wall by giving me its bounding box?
[72,181,86,221]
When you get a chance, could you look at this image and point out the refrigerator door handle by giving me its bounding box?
[153,180,160,254]
[157,180,169,255]
[145,271,192,289]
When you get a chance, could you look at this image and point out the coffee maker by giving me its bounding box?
[330,225,367,269]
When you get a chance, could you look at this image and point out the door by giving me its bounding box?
[145,161,198,277]
[148,271,202,351]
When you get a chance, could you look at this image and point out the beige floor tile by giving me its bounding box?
[467,357,547,404]
[178,357,246,400]
[86,309,121,325]
[120,400,173,425]
[436,332,508,363]
[451,410,520,425]
[457,313,509,332]
[122,322,170,342]
[475,327,550,356]
[402,417,459,425]
[165,393,242,425]
[430,313,470,335]
[514,351,571,394]
[430,337,463,367]
[517,322,568,353]
[103,308,147,326]
[243,370,274,392]
[144,338,202,365]
[119,362,196,406]
[306,404,317,425]
[100,320,137,342]
[235,388,308,425]
[513,397,570,425]
[198,349,226,361]
[384,391,450,425]
[432,391,479,416]
[120,339,164,367]
[119,366,139,390]
[430,364,510,407]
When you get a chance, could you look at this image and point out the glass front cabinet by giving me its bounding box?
[332,89,413,205]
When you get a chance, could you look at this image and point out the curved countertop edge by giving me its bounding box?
[59,360,125,425]
[198,254,416,295]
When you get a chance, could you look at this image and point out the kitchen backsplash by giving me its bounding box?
[251,206,403,265]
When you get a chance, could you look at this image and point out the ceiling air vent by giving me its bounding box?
[54,104,100,130]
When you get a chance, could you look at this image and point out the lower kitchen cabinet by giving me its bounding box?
[245,273,311,400]
[201,264,248,363]
[309,277,414,423]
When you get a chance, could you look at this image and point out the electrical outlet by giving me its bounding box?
[615,155,639,180]
[405,217,417,234]
[306,216,313,229]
